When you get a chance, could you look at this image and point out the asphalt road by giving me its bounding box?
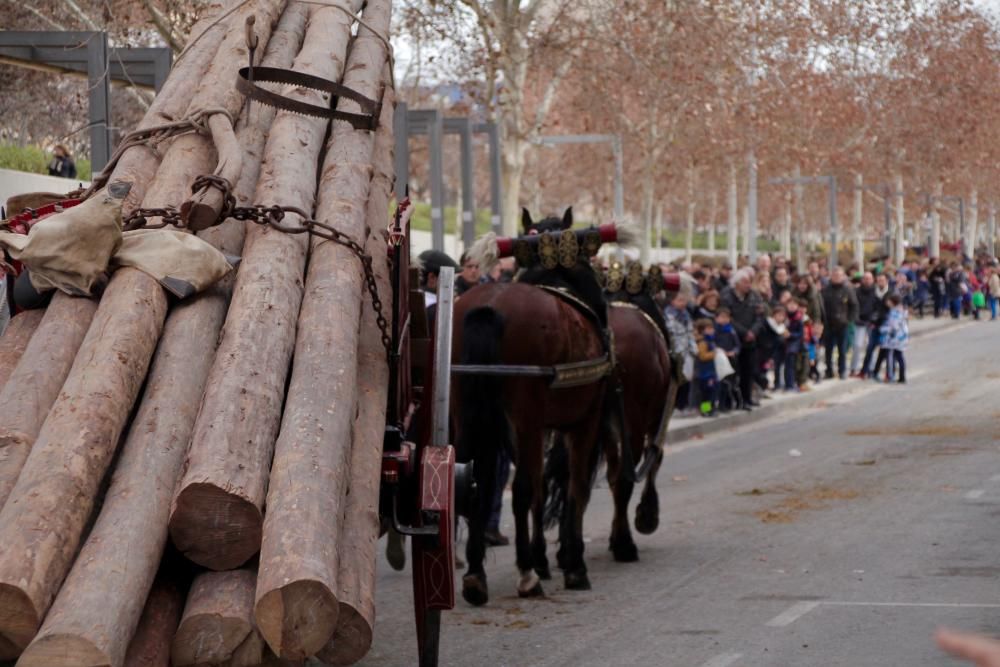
[360,319,1000,667]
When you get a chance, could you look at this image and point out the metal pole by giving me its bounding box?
[86,31,111,171]
[747,150,758,263]
[428,115,445,252]
[476,122,503,235]
[445,118,476,249]
[828,175,838,268]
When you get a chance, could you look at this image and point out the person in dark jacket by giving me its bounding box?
[929,258,947,318]
[46,144,77,179]
[714,308,741,411]
[946,263,966,319]
[792,274,824,326]
[820,266,859,380]
[852,272,877,376]
[860,272,893,377]
[721,268,765,410]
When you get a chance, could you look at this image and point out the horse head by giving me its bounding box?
[522,207,573,236]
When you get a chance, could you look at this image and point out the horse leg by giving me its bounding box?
[635,442,664,535]
[562,411,602,591]
[532,496,551,580]
[604,413,638,563]
[512,427,545,597]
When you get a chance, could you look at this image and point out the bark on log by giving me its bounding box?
[0,295,96,511]
[255,1,392,659]
[112,0,237,215]
[0,309,43,391]
[180,0,287,229]
[15,8,311,665]
[170,569,257,667]
[0,269,168,659]
[170,0,364,574]
[317,80,395,667]
[122,578,185,667]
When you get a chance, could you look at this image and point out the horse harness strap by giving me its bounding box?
[450,284,613,388]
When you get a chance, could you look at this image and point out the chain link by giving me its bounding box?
[123,206,183,231]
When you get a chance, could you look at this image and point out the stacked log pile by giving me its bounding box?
[0,0,395,664]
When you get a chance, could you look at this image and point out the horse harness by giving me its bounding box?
[450,284,613,390]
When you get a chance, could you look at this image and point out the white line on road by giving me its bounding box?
[823,601,1000,609]
[766,601,821,627]
[965,489,986,500]
[699,652,743,667]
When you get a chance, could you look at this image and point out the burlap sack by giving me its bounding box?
[113,229,238,298]
[0,183,129,296]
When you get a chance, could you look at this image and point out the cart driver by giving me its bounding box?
[418,249,459,322]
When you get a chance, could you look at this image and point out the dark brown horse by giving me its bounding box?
[452,209,611,605]
[603,302,671,561]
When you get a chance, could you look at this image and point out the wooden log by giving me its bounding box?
[0,269,168,659]
[0,295,96,510]
[180,0,287,229]
[254,1,392,659]
[0,309,44,390]
[170,569,257,667]
[317,79,395,667]
[122,578,185,667]
[14,8,311,666]
[170,0,365,574]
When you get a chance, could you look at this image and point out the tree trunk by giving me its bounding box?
[171,570,258,667]
[500,136,527,237]
[931,180,943,259]
[638,169,655,266]
[684,166,696,266]
[741,203,749,257]
[727,160,738,267]
[782,190,792,259]
[17,8,311,664]
[853,173,864,268]
[707,190,718,254]
[123,578,185,667]
[254,1,391,660]
[654,203,664,264]
[988,203,997,259]
[967,188,978,257]
[0,295,96,510]
[316,82,394,667]
[0,309,44,393]
[894,173,905,265]
[794,164,806,271]
[169,0,361,574]
[0,269,168,659]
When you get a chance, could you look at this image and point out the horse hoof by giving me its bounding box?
[536,564,552,581]
[517,570,545,598]
[634,504,659,535]
[462,574,489,606]
[564,570,591,591]
[611,541,639,563]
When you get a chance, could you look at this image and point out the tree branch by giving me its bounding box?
[139,0,185,53]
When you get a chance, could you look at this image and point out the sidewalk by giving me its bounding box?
[666,316,968,444]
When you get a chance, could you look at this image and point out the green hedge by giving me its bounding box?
[0,144,92,181]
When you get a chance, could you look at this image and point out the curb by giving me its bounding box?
[665,318,968,445]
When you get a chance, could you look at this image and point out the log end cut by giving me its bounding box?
[255,579,339,661]
[169,483,263,571]
[17,633,110,667]
[315,604,373,666]
[171,614,252,667]
[0,583,40,660]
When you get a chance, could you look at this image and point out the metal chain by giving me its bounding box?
[123,206,183,231]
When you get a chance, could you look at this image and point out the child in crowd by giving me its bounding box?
[807,320,823,383]
[914,269,930,318]
[759,305,789,391]
[784,298,805,391]
[714,308,741,411]
[879,293,909,383]
[694,319,719,417]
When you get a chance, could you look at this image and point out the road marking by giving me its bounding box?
[699,652,742,667]
[965,489,986,500]
[766,601,821,627]
[823,601,1000,609]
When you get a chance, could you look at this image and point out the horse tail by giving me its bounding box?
[542,434,568,529]
[458,307,509,527]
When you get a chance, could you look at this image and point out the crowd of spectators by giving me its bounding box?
[655,252,1000,418]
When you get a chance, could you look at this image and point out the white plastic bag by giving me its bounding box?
[714,349,735,379]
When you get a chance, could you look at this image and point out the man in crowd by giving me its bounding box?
[721,268,765,410]
[455,252,483,295]
[820,266,858,379]
[852,272,877,377]
[860,271,893,377]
